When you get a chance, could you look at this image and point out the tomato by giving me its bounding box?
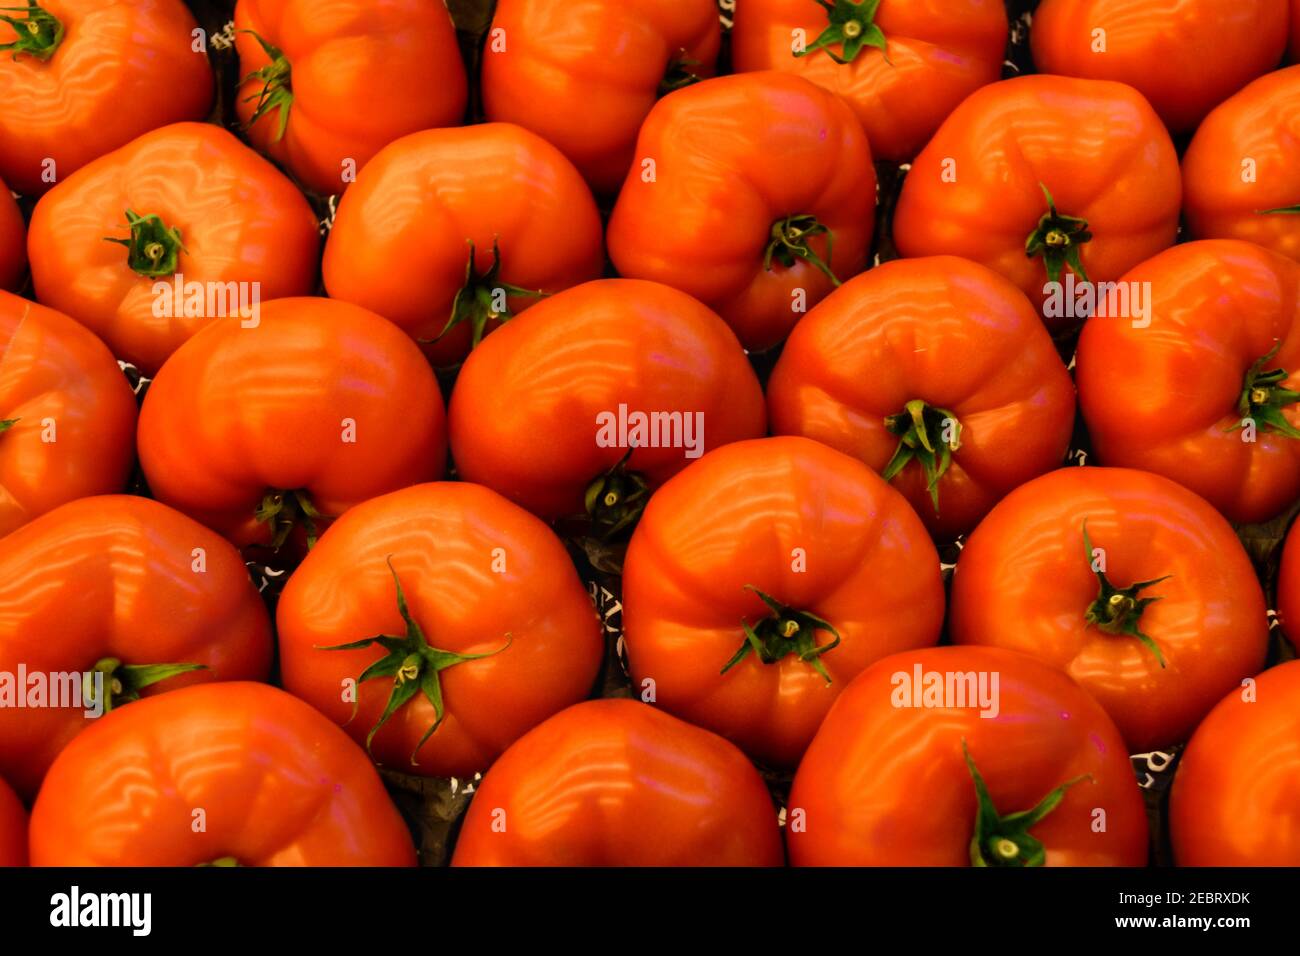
[1076,240,1300,524]
[0,495,273,799]
[622,436,944,769]
[277,482,603,779]
[451,699,783,866]
[1170,660,1300,865]
[767,256,1075,540]
[0,0,213,197]
[607,72,875,352]
[950,467,1268,753]
[137,297,446,554]
[0,291,137,537]
[481,0,720,196]
[1183,65,1300,263]
[1293,0,1300,60]
[323,124,604,367]
[1281,518,1300,644]
[29,682,416,866]
[0,178,24,291]
[1031,0,1288,134]
[731,0,1007,163]
[449,279,766,530]
[893,75,1181,331]
[0,776,24,867]
[234,0,467,198]
[788,645,1148,866]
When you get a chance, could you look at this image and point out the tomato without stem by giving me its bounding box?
[451,699,783,866]
[1076,240,1300,524]
[0,179,24,292]
[767,256,1075,540]
[607,72,875,352]
[1281,520,1300,644]
[0,776,24,867]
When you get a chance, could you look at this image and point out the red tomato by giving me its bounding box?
[1171,660,1300,865]
[277,482,603,779]
[29,682,416,866]
[0,495,273,798]
[1076,240,1300,524]
[481,0,721,195]
[451,699,784,866]
[323,124,604,367]
[622,436,945,769]
[731,0,1007,162]
[0,776,24,867]
[950,467,1269,753]
[0,291,137,537]
[234,0,467,197]
[28,122,321,376]
[607,72,875,352]
[1183,65,1300,263]
[1031,0,1288,133]
[893,75,1181,331]
[767,256,1076,540]
[787,646,1149,866]
[1281,519,1300,644]
[0,178,24,291]
[449,279,766,528]
[1293,0,1300,59]
[137,297,446,554]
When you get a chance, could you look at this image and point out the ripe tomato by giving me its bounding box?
[731,0,1007,163]
[767,256,1075,540]
[0,0,213,197]
[1281,518,1300,644]
[323,124,604,367]
[1076,240,1300,524]
[607,72,875,352]
[29,682,416,866]
[451,699,783,866]
[137,297,446,554]
[0,178,23,291]
[0,495,273,799]
[1171,660,1300,865]
[449,279,765,529]
[0,776,24,867]
[788,646,1148,866]
[893,75,1181,331]
[622,436,944,769]
[481,0,720,196]
[234,0,467,197]
[28,122,320,376]
[1293,0,1300,60]
[0,291,137,537]
[950,467,1269,753]
[1183,65,1300,263]
[277,482,603,779]
[1031,0,1288,134]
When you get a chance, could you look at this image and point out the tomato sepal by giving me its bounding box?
[82,657,208,715]
[256,489,326,551]
[1226,341,1300,441]
[797,0,890,66]
[721,585,841,683]
[238,30,293,142]
[425,239,547,352]
[0,1,63,62]
[765,214,841,287]
[1081,521,1169,668]
[881,399,962,512]
[103,209,186,278]
[1025,183,1091,286]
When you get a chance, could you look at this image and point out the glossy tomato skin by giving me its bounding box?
[323,124,604,367]
[1293,0,1300,60]
[893,75,1181,330]
[0,292,137,537]
[451,699,783,866]
[607,72,875,352]
[1183,66,1300,263]
[1171,660,1300,865]
[449,279,766,520]
[0,0,213,198]
[768,257,1075,540]
[1031,0,1287,133]
[788,646,1148,866]
[950,467,1268,753]
[0,179,24,291]
[481,0,720,196]
[0,496,272,799]
[235,0,467,197]
[1076,240,1300,524]
[622,436,945,770]
[0,776,24,866]
[30,682,416,866]
[731,0,1006,162]
[137,297,446,552]
[1282,520,1300,644]
[278,482,603,778]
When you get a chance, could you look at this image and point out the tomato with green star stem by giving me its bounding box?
[0,177,24,292]
[950,467,1269,753]
[1280,519,1300,646]
[0,775,24,866]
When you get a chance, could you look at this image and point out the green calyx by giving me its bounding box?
[82,657,207,715]
[256,489,326,551]
[764,214,841,287]
[1081,521,1169,668]
[239,30,292,142]
[1025,183,1091,285]
[427,239,546,351]
[583,449,649,542]
[196,857,241,868]
[1227,341,1300,440]
[103,210,185,278]
[721,585,841,683]
[797,0,888,65]
[964,740,1090,867]
[0,2,64,62]
[319,557,512,765]
[881,399,962,513]
[1259,204,1300,215]
[0,418,17,433]
[658,49,704,96]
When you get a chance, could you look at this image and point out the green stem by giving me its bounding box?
[82,657,207,715]
[796,0,888,64]
[1081,521,1169,668]
[721,586,841,683]
[583,448,650,542]
[764,214,841,286]
[658,49,704,96]
[0,418,17,433]
[256,489,327,551]
[424,239,546,350]
[881,399,962,513]
[103,210,185,278]
[196,857,240,867]
[1259,204,1300,214]
[1226,341,1300,440]
[238,30,293,141]
[0,2,63,61]
[1025,183,1091,285]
